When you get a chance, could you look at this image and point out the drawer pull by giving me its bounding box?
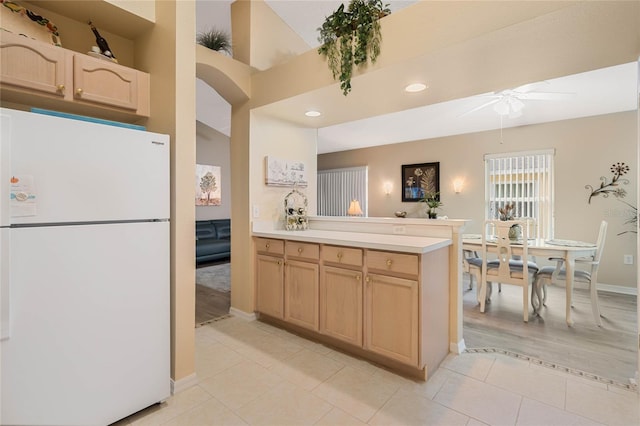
[57,84,65,93]
[76,88,83,96]
[297,247,303,254]
[386,259,393,267]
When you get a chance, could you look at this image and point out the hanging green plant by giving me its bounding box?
[317,0,390,96]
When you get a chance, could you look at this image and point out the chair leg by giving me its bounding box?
[522,284,529,322]
[590,280,603,327]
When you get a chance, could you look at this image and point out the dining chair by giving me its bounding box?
[464,249,501,302]
[463,249,481,290]
[479,219,539,322]
[533,220,608,326]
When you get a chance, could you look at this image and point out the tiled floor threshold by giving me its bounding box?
[466,347,638,392]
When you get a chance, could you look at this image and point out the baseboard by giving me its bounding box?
[170,373,198,395]
[229,307,257,321]
[450,339,466,354]
[597,283,637,296]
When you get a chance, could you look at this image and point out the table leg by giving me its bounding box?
[565,256,575,326]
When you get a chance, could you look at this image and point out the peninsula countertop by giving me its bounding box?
[252,228,451,254]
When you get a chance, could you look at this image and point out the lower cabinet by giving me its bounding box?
[364,273,419,366]
[284,259,319,331]
[255,254,284,319]
[319,265,363,346]
[254,238,425,371]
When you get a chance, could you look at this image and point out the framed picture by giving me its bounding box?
[195,164,221,206]
[401,162,440,202]
[265,156,308,187]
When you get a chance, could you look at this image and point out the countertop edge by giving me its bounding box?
[252,229,452,254]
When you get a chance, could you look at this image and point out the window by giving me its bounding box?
[317,166,368,216]
[485,150,554,239]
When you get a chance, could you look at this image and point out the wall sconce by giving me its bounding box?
[383,181,393,195]
[347,199,363,216]
[453,179,464,193]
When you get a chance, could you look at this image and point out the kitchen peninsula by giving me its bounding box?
[252,216,468,380]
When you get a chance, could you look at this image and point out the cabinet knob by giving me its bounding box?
[265,243,270,249]
[297,247,303,254]
[386,259,393,267]
[56,84,65,93]
[75,88,83,96]
[277,260,282,266]
[365,276,371,283]
[337,252,343,260]
[356,274,361,281]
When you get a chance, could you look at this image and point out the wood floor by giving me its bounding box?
[195,284,230,326]
[463,276,638,385]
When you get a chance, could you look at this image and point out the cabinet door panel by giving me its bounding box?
[73,55,138,110]
[365,273,418,366]
[320,266,362,346]
[284,260,319,331]
[0,32,69,98]
[256,254,284,319]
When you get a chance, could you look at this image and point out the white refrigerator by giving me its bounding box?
[0,108,170,425]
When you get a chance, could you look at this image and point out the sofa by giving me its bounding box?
[195,219,231,265]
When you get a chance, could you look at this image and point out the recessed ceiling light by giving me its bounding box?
[305,110,321,117]
[405,83,427,93]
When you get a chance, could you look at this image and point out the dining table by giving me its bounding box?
[462,235,598,326]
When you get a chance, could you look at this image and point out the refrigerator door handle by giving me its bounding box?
[0,228,9,340]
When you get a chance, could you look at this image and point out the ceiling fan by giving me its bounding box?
[461,82,575,119]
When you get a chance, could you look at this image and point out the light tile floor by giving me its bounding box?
[116,316,639,426]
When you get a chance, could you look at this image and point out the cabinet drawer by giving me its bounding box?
[285,241,319,260]
[255,238,284,255]
[322,245,363,267]
[366,250,418,277]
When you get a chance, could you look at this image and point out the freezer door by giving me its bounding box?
[0,113,11,227]
[3,108,169,224]
[1,222,170,426]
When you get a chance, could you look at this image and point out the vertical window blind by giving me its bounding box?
[317,166,368,216]
[485,150,555,239]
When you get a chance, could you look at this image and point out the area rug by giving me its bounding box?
[196,262,230,293]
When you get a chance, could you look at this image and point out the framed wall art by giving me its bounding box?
[265,156,308,187]
[195,164,221,206]
[401,162,440,202]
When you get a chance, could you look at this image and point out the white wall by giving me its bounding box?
[196,120,231,220]
[250,112,317,228]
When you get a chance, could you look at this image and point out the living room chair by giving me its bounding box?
[479,219,539,322]
[533,220,608,326]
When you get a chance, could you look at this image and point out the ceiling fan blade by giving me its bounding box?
[517,91,574,100]
[459,98,501,117]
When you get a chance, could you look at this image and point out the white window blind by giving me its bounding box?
[317,166,368,216]
[485,150,555,239]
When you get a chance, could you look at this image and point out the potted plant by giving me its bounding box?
[196,28,232,55]
[317,0,390,95]
[421,192,442,219]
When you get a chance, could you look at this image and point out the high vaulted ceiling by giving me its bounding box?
[196,1,638,154]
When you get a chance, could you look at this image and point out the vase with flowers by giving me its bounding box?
[498,203,521,240]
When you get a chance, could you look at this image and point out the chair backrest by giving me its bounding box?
[593,220,608,264]
[481,219,532,285]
